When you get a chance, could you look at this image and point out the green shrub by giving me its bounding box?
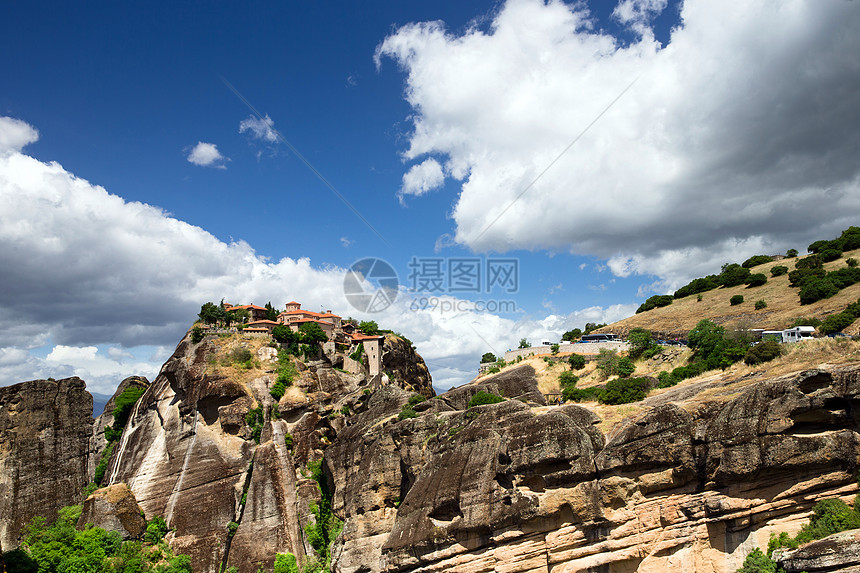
[227,521,239,537]
[799,277,839,304]
[398,408,417,420]
[786,248,798,258]
[736,548,779,572]
[270,380,287,401]
[730,295,744,306]
[745,273,767,287]
[112,386,147,434]
[754,299,767,310]
[558,371,579,388]
[742,255,773,268]
[674,276,719,299]
[599,377,650,405]
[568,354,586,370]
[718,264,751,288]
[93,442,115,486]
[245,407,264,444]
[636,294,673,313]
[145,515,168,543]
[791,317,822,328]
[191,326,205,343]
[743,341,782,365]
[656,371,678,388]
[627,328,657,359]
[770,265,788,277]
[274,553,300,573]
[848,258,858,268]
[349,343,364,362]
[819,312,856,335]
[467,390,504,408]
[550,343,560,354]
[788,266,827,287]
[562,386,599,402]
[796,254,823,269]
[407,394,426,407]
[616,356,635,377]
[480,352,496,363]
[820,248,842,262]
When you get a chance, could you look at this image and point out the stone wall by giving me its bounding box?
[503,341,628,362]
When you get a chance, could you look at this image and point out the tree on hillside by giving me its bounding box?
[561,328,582,342]
[518,338,530,349]
[481,352,497,363]
[299,322,328,345]
[583,323,606,335]
[627,328,657,359]
[272,325,299,344]
[359,320,379,335]
[198,302,225,325]
[265,301,279,321]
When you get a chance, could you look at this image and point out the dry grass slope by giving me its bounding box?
[602,249,860,338]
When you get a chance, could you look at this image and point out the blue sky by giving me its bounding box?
[2,0,859,393]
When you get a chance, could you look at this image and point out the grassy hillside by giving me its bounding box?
[599,248,860,338]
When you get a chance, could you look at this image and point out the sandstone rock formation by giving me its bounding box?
[78,483,147,539]
[103,330,434,573]
[0,377,93,549]
[89,375,149,480]
[326,364,860,573]
[776,528,860,572]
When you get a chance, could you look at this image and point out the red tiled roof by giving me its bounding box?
[350,332,383,341]
[228,304,266,311]
[279,309,322,316]
[285,301,300,306]
[293,319,334,326]
[247,320,279,326]
[242,327,269,333]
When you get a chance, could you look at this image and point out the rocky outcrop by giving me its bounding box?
[89,376,149,480]
[104,330,434,573]
[382,334,434,397]
[0,377,93,549]
[776,528,860,572]
[326,364,860,573]
[78,483,147,539]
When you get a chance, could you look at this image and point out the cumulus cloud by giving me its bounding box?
[377,0,860,288]
[186,141,229,168]
[399,158,445,201]
[0,116,39,155]
[613,0,668,36]
[239,114,279,144]
[0,115,625,391]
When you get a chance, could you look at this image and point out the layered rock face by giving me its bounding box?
[0,377,93,549]
[105,331,433,573]
[78,483,147,539]
[327,364,860,573]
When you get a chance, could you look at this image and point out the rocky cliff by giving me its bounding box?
[326,363,860,573]
[101,330,434,573]
[0,377,93,549]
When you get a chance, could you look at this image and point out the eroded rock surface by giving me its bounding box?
[327,364,860,573]
[78,483,147,539]
[0,377,93,549]
[776,528,860,572]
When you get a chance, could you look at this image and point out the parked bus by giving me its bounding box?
[580,333,619,343]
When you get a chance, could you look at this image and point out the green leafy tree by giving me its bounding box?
[568,354,586,370]
[599,377,650,405]
[730,294,744,305]
[518,338,530,349]
[550,343,560,354]
[742,255,774,268]
[786,248,798,258]
[736,548,779,572]
[299,322,328,344]
[583,322,606,335]
[481,352,497,363]
[265,301,279,321]
[468,390,504,408]
[745,273,767,287]
[718,264,751,288]
[627,328,656,359]
[358,320,379,335]
[198,302,224,325]
[754,299,767,310]
[272,324,298,344]
[744,341,782,365]
[561,328,582,342]
[274,553,300,573]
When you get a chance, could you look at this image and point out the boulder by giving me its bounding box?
[78,483,146,539]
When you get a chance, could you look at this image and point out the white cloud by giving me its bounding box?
[377,0,860,285]
[0,116,636,391]
[398,158,445,201]
[613,0,668,36]
[339,237,353,248]
[186,141,229,168]
[0,116,39,156]
[239,114,279,144]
